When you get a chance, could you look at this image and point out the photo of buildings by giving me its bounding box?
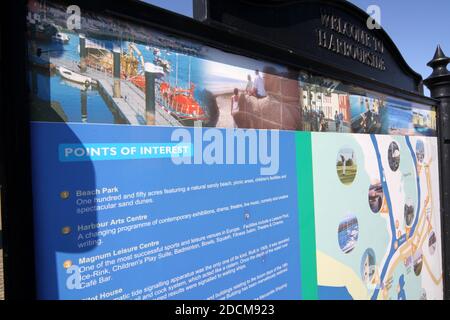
[413,106,437,136]
[299,73,351,133]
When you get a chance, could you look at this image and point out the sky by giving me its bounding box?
[142,0,450,95]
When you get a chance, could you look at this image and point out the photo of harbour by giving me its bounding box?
[337,215,359,254]
[349,95,384,134]
[429,232,437,255]
[27,0,216,127]
[382,99,415,136]
[26,0,439,137]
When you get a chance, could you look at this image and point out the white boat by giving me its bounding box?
[60,78,90,92]
[52,32,70,44]
[57,66,94,86]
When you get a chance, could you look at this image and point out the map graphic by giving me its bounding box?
[312,132,443,300]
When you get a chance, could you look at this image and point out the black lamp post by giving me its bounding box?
[424,45,450,300]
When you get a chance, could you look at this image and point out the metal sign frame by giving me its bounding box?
[0,0,446,300]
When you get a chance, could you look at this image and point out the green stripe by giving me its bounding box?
[296,131,318,300]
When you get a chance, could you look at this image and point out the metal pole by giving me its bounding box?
[145,62,157,125]
[175,53,178,87]
[81,89,88,123]
[113,46,121,98]
[424,45,450,300]
[79,34,87,73]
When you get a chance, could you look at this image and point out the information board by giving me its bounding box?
[26,0,443,300]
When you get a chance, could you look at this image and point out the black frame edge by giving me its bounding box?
[0,0,37,300]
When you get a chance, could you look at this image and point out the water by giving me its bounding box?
[34,31,81,63]
[32,31,214,125]
[383,100,413,132]
[30,68,125,124]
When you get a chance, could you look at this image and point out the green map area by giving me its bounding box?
[310,132,443,300]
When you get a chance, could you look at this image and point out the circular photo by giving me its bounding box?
[404,199,415,227]
[388,141,400,172]
[416,140,425,164]
[361,248,376,285]
[338,215,359,254]
[368,181,384,213]
[336,147,357,185]
[413,249,423,276]
[428,231,437,255]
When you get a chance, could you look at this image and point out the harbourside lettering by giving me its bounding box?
[317,12,386,71]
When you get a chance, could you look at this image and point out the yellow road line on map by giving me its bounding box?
[383,158,436,291]
[422,255,443,285]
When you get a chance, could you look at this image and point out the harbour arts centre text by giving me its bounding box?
[318,12,386,71]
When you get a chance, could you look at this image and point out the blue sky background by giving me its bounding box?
[142,0,449,95]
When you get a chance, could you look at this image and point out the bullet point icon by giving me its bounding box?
[63,260,73,269]
[61,226,71,235]
[60,191,70,200]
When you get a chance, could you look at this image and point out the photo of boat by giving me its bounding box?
[83,42,149,90]
[52,32,70,44]
[159,82,208,121]
[57,66,95,86]
[158,55,208,122]
[32,23,59,41]
[349,95,383,134]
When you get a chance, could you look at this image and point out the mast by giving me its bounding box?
[175,53,178,87]
[188,55,191,86]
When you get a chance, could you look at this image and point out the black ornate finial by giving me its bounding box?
[426,45,450,79]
